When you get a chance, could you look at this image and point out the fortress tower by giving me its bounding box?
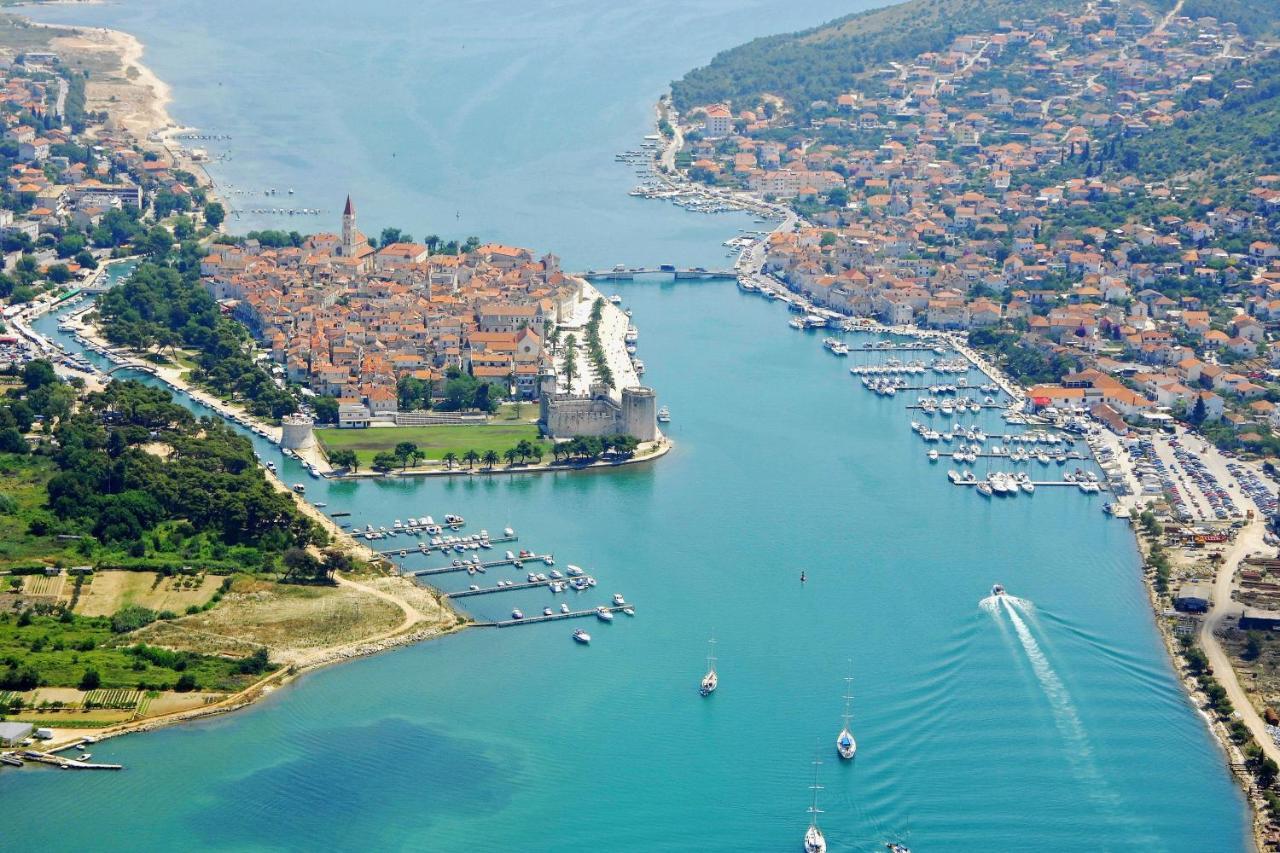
[621,386,657,442]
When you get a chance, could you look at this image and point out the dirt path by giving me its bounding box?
[1200,519,1280,765]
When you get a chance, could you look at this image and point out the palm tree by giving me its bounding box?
[482,450,500,469]
[503,447,520,466]
[463,449,480,469]
[442,451,458,470]
[529,445,544,464]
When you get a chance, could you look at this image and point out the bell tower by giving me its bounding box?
[341,194,356,257]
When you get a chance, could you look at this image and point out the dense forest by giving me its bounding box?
[40,378,321,558]
[95,263,299,419]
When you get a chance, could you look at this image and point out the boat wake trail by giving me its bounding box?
[978,593,1032,613]
[997,596,1153,832]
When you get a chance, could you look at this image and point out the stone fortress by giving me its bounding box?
[539,379,658,442]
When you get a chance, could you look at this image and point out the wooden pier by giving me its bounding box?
[477,604,636,628]
[374,533,517,557]
[407,554,553,577]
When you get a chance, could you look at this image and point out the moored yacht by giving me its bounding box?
[804,760,827,853]
[836,675,857,760]
[657,406,671,423]
[700,638,718,696]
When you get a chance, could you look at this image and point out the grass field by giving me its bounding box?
[316,423,548,466]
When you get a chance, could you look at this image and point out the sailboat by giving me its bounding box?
[804,759,827,853]
[836,676,857,760]
[700,638,718,696]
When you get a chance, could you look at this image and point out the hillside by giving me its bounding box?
[669,0,1280,115]
[673,0,1081,112]
[1120,52,1280,197]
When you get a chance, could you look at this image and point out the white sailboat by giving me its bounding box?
[804,759,827,853]
[700,638,718,696]
[836,676,857,760]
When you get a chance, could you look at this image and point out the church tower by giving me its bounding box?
[341,194,356,257]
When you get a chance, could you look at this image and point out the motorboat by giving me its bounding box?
[573,629,591,644]
[991,583,1006,597]
[561,603,571,613]
[927,449,939,462]
[657,406,671,423]
[612,593,626,606]
[596,607,614,622]
[511,609,524,620]
[543,607,554,616]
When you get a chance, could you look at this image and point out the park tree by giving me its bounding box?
[442,451,458,470]
[483,449,500,468]
[328,449,358,471]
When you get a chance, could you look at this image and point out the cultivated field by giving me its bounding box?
[74,571,223,617]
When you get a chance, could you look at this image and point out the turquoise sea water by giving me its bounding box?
[8,1,1253,849]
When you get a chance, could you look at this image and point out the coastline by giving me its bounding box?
[28,18,219,199]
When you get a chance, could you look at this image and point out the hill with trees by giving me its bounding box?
[667,0,1280,117]
[673,0,1082,113]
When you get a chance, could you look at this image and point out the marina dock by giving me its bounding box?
[934,452,1089,461]
[446,576,580,598]
[407,554,553,576]
[374,533,517,557]
[905,401,1005,408]
[17,751,122,770]
[953,480,1109,490]
[851,344,948,352]
[477,604,636,628]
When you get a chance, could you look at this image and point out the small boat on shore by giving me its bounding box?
[700,638,718,696]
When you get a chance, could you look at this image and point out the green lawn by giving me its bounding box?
[316,423,549,466]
